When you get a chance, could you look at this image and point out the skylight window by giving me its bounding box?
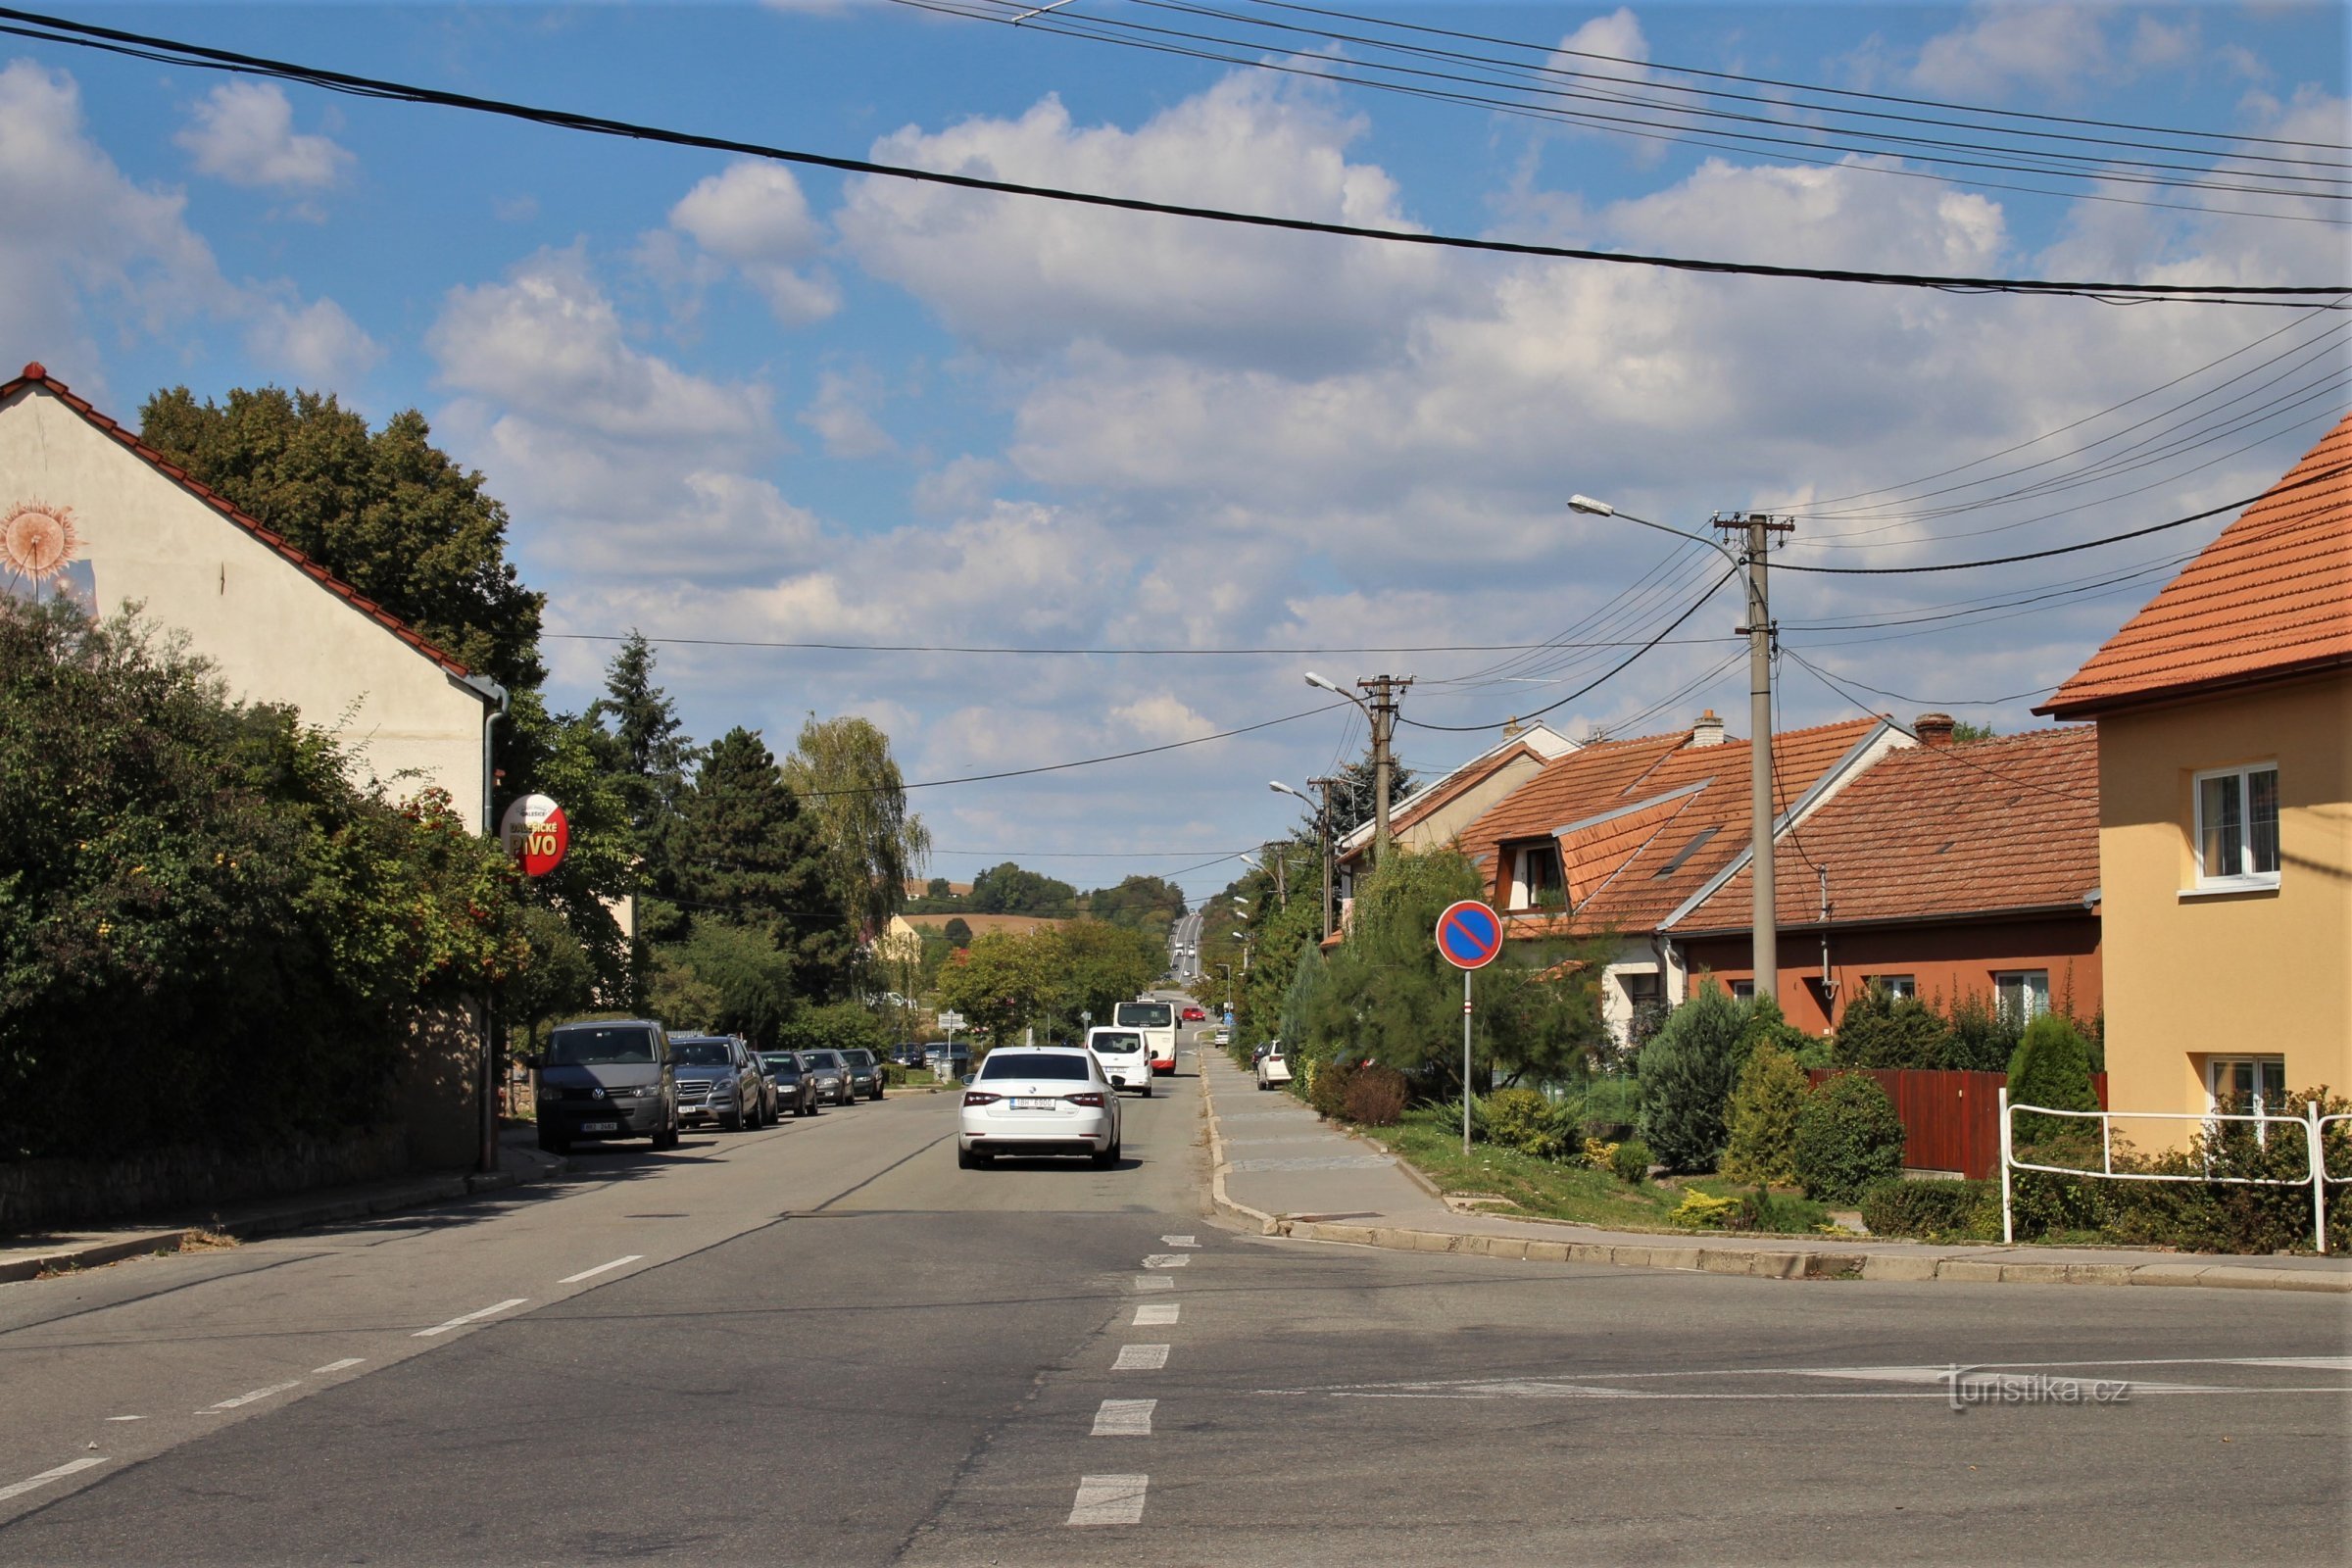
[1653,824,1720,878]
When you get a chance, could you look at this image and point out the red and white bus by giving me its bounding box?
[1112,999,1179,1075]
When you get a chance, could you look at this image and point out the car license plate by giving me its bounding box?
[580,1120,618,1132]
[1010,1098,1056,1110]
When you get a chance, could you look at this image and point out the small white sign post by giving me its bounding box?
[1435,901,1504,1158]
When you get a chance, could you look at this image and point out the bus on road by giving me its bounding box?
[1112,998,1179,1075]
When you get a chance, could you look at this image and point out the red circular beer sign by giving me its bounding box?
[499,794,569,877]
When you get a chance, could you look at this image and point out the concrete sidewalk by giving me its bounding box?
[0,1128,565,1284]
[1196,1048,2351,1293]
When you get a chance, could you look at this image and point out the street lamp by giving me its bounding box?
[1272,778,1337,943]
[1569,492,1784,1004]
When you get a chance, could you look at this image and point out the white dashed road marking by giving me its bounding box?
[1141,1254,1190,1269]
[1114,1344,1171,1371]
[102,1416,144,1423]
[559,1255,643,1285]
[1067,1474,1150,1525]
[1133,1303,1180,1327]
[414,1298,528,1338]
[0,1458,107,1504]
[310,1357,366,1375]
[1133,1275,1175,1292]
[1092,1399,1156,1437]
[203,1379,302,1412]
[1159,1235,1199,1248]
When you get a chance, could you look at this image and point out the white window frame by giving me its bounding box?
[1507,841,1565,911]
[1993,970,2049,1022]
[2190,761,2280,892]
[1868,974,1918,1000]
[2206,1055,2290,1116]
[1729,979,1755,1001]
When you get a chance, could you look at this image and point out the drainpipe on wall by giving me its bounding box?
[465,677,510,1176]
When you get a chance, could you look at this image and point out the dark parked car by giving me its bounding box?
[532,1019,679,1154]
[890,1043,929,1069]
[840,1048,884,1101]
[759,1051,821,1117]
[799,1050,855,1106]
[924,1042,972,1080]
[671,1035,764,1131]
[738,1041,781,1123]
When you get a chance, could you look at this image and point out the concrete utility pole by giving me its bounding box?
[1714,510,1794,1007]
[1361,674,1413,859]
[1313,775,1337,943]
[1569,495,1790,1008]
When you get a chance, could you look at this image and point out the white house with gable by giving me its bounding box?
[0,364,503,827]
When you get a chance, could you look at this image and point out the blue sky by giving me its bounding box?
[4,1,2345,900]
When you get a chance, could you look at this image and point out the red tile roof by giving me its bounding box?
[1451,715,1886,936]
[2040,413,2352,718]
[1,363,478,683]
[1673,726,2099,933]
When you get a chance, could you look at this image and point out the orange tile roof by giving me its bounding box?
[1451,715,1885,936]
[1673,726,2099,933]
[1,363,477,683]
[2040,413,2352,718]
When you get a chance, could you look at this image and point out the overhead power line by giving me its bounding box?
[1771,464,2350,575]
[1400,564,1740,733]
[0,7,2341,306]
[544,630,1739,656]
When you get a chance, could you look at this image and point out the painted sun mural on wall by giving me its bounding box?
[1,501,95,611]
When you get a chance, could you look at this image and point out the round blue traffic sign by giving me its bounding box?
[1435,899,1503,970]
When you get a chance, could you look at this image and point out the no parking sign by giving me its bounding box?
[1435,900,1502,970]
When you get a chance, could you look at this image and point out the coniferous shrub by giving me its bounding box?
[2005,1013,2099,1147]
[1722,1044,1807,1187]
[1479,1088,1567,1158]
[1792,1074,1906,1202]
[1636,986,1746,1171]
[1829,984,1954,1068]
[1942,991,2021,1072]
[1610,1138,1653,1184]
[1859,1179,1997,1240]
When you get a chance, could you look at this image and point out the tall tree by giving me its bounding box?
[138,385,546,691]
[664,728,851,1000]
[1084,874,1189,937]
[968,861,1078,915]
[589,632,699,842]
[780,715,930,943]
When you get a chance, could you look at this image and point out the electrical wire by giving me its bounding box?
[1770,463,2349,574]
[1784,649,2095,804]
[0,6,2341,306]
[1781,667,2060,709]
[542,630,1740,656]
[1399,564,1740,732]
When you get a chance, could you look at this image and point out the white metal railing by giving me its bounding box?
[1997,1088,2343,1253]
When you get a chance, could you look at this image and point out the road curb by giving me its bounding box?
[1188,1065,2349,1294]
[0,1152,568,1280]
[1196,1057,1280,1237]
[1263,1216,2350,1292]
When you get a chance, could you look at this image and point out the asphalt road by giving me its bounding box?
[2,1035,2346,1566]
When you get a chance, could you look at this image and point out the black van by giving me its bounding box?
[531,1019,681,1153]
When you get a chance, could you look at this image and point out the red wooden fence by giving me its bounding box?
[1805,1068,2110,1181]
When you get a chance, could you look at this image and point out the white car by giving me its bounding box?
[958,1047,1121,1168]
[1084,1026,1154,1096]
[1255,1043,1293,1091]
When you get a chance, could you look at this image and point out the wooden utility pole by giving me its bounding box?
[1312,775,1337,942]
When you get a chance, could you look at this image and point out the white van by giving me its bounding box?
[1084,1027,1154,1096]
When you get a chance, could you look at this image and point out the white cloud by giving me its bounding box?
[836,75,1453,374]
[0,60,368,395]
[1111,693,1214,742]
[1909,2,2117,99]
[800,366,898,459]
[175,80,353,191]
[666,161,840,325]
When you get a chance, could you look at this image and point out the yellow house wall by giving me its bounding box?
[1,387,492,827]
[2095,668,2352,1121]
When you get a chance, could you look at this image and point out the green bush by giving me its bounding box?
[1479,1088,1567,1158]
[1636,986,1747,1171]
[1859,1179,1997,1240]
[1576,1077,1640,1138]
[2006,1013,2099,1147]
[1611,1138,1653,1184]
[774,1000,888,1058]
[1722,1044,1807,1187]
[2101,1087,2351,1254]
[1343,1064,1410,1126]
[1830,984,1954,1068]
[1792,1074,1906,1202]
[1942,991,2020,1072]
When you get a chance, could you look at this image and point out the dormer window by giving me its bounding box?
[1506,840,1565,910]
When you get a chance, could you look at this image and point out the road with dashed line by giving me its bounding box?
[1,1029,2346,1565]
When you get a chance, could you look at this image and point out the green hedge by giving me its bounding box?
[1792,1074,1906,1202]
[1858,1179,1997,1240]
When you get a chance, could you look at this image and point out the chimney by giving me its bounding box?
[1690,708,1727,747]
[1501,715,1525,740]
[1916,712,1956,748]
